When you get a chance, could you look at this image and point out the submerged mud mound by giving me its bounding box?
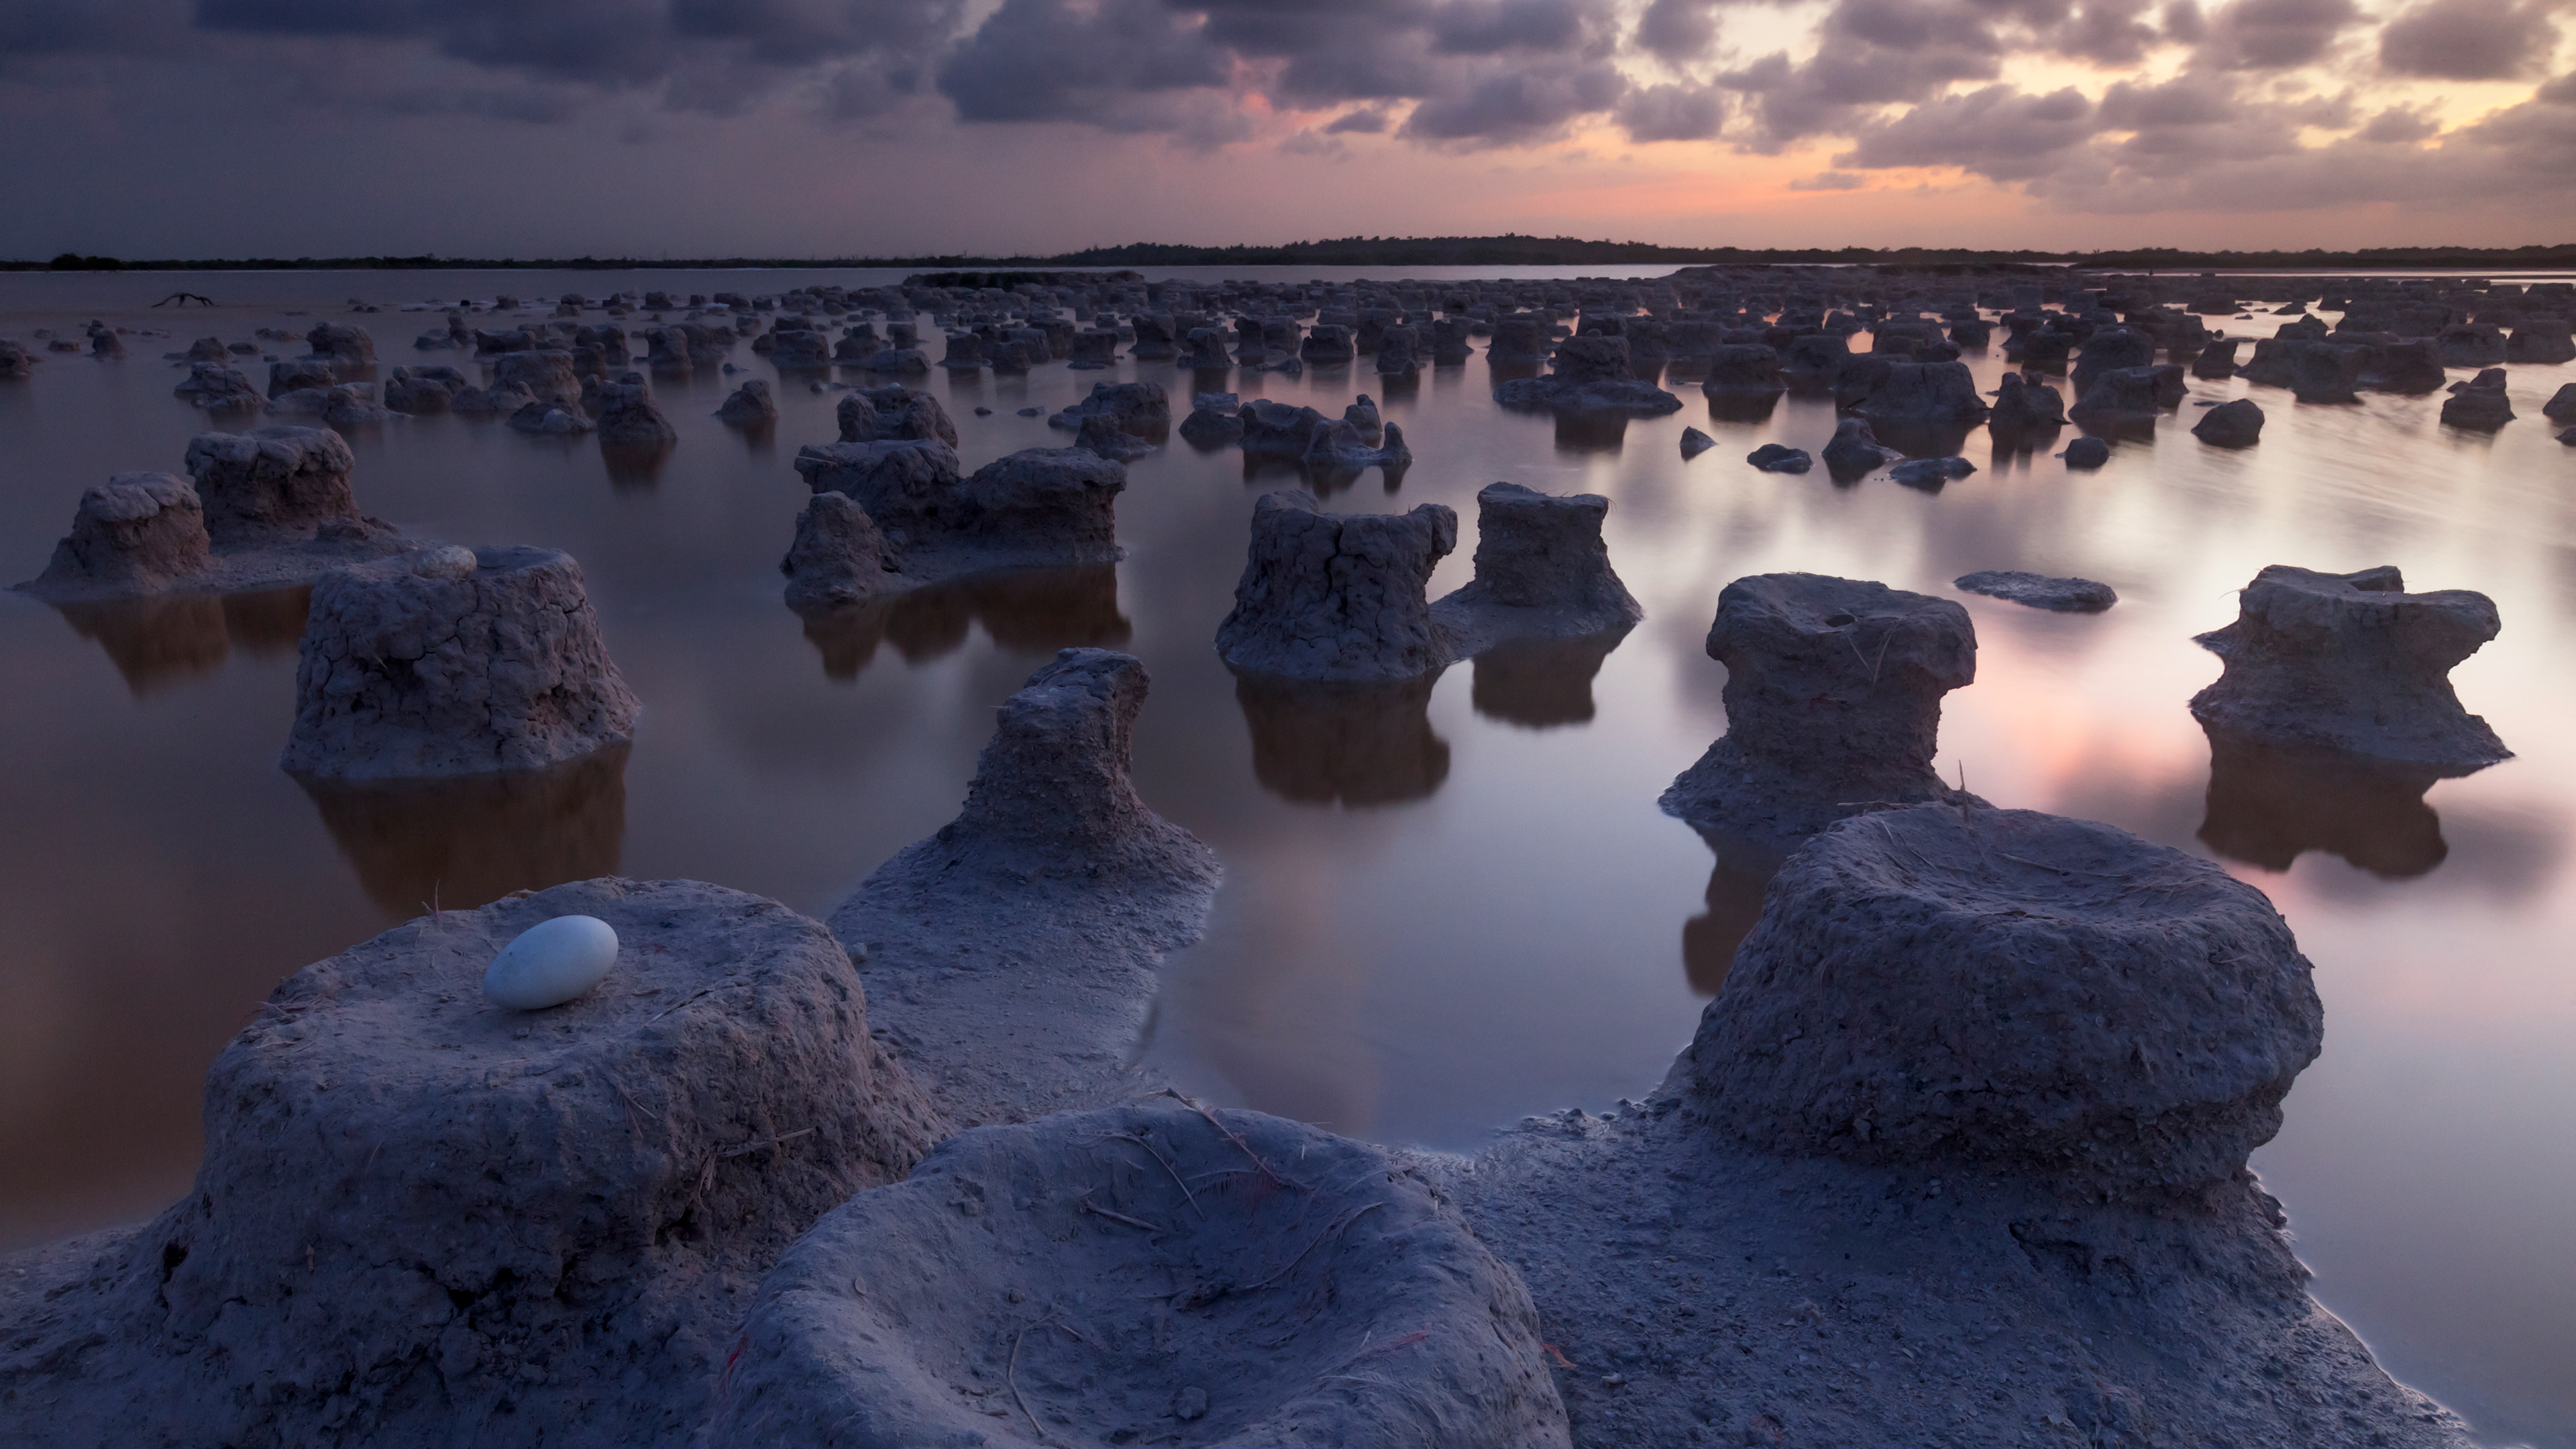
[1431,482,1642,659]
[2191,564,2509,769]
[0,879,945,1449]
[710,1102,1569,1449]
[1686,805,2322,1197]
[282,545,641,780]
[1661,574,1979,858]
[830,649,1221,1127]
[1215,490,1458,682]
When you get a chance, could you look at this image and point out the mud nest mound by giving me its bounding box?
[2,878,943,1446]
[710,1100,1570,1448]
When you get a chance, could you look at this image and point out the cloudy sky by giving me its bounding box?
[1,0,2569,258]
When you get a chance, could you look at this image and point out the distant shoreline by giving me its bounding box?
[13,236,2576,276]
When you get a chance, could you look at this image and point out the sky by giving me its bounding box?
[0,0,2569,258]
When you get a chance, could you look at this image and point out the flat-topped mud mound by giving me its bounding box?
[1432,481,1642,659]
[1686,804,2322,1197]
[1662,573,1980,859]
[283,545,641,780]
[2192,564,2508,770]
[0,878,944,1448]
[1215,490,1458,682]
[710,1101,1569,1449]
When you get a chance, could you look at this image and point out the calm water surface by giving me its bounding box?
[1,268,2570,1446]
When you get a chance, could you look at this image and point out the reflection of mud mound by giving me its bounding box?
[1552,411,1629,451]
[1703,392,1780,425]
[1470,630,1625,727]
[1680,843,1778,997]
[53,585,312,693]
[795,564,1129,680]
[299,743,629,915]
[2198,724,2455,878]
[1234,672,1449,806]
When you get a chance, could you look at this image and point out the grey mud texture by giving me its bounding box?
[2190,564,2509,769]
[1686,805,2322,1196]
[0,879,945,1449]
[1662,573,1980,858]
[709,1102,1570,1449]
[1215,490,1459,682]
[1431,481,1643,659]
[15,426,409,603]
[830,649,1221,1128]
[282,545,642,780]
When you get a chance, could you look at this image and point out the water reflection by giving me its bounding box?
[601,440,675,488]
[2198,723,2464,878]
[52,585,310,694]
[1232,672,1450,806]
[793,564,1131,680]
[1468,628,1630,728]
[1552,412,1630,453]
[1704,393,1780,426]
[1678,833,1788,998]
[297,743,629,917]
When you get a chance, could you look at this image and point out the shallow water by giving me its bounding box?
[1,267,2570,1446]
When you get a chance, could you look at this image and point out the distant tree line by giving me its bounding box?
[8,237,2574,274]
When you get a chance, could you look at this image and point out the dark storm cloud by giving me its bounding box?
[191,0,962,89]
[1323,105,1392,132]
[2377,0,2563,80]
[936,0,1229,123]
[1836,83,2098,178]
[1616,80,1727,140]
[1399,56,1627,143]
[2356,104,2439,142]
[2190,0,2359,70]
[1428,0,1594,54]
[1633,0,1723,60]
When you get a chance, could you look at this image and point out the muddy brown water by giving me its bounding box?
[1,268,2569,1446]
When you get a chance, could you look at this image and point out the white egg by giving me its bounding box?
[482,914,619,1010]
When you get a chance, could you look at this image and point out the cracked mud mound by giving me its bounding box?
[0,878,945,1448]
[710,1102,1570,1449]
[282,545,641,780]
[1214,490,1457,682]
